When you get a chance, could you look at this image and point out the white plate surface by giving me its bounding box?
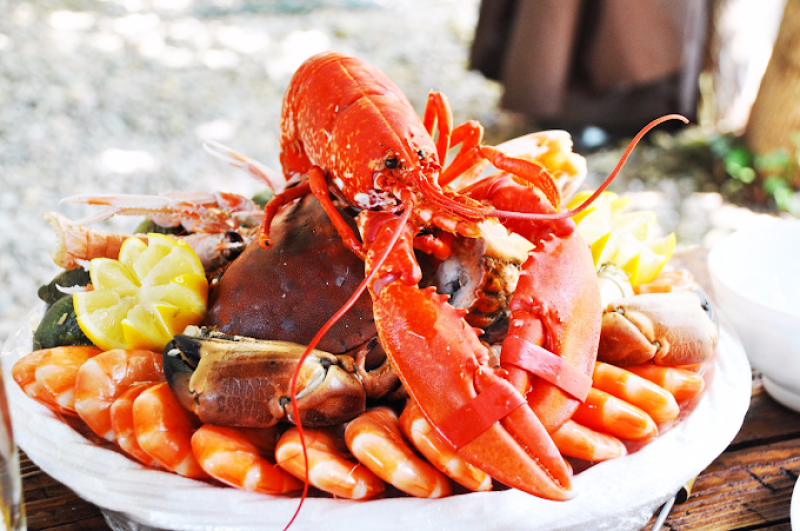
[2,305,753,531]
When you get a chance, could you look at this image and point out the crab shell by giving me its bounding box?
[203,194,376,355]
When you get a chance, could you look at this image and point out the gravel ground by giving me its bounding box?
[0,0,783,344]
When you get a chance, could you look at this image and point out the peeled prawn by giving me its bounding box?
[345,407,452,499]
[73,349,164,441]
[110,383,162,467]
[551,420,627,462]
[591,362,680,424]
[192,425,302,494]
[571,388,658,441]
[275,427,385,499]
[133,382,208,479]
[398,401,491,492]
[625,364,706,403]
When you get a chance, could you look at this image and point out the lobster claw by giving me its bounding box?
[359,211,573,500]
[164,327,366,427]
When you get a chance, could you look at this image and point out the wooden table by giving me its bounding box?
[17,249,800,530]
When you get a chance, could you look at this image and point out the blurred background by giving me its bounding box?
[0,0,798,342]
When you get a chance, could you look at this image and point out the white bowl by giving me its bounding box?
[708,219,800,412]
[793,476,799,530]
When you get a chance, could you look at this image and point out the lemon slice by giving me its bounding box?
[622,232,677,285]
[74,234,208,351]
[570,191,675,286]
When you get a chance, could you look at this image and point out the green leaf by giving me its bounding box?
[755,149,791,174]
[736,166,757,184]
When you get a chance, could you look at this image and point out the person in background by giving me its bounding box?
[470,0,708,144]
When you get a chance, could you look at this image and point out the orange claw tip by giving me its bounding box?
[257,236,272,249]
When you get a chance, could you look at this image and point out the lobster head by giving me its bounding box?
[280,52,440,212]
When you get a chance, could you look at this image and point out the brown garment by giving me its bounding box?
[470,0,708,130]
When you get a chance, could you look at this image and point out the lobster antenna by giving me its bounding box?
[282,201,415,531]
[420,114,689,221]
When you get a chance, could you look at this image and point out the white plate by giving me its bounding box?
[793,476,799,531]
[2,305,753,531]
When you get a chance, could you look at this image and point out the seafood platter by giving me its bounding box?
[1,53,752,530]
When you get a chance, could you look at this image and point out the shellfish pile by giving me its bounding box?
[15,53,719,506]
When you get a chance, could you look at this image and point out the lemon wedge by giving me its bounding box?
[569,191,675,286]
[74,234,208,351]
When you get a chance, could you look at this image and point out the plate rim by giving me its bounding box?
[2,304,753,531]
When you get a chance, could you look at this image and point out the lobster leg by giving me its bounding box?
[259,168,365,259]
[422,92,454,164]
[438,125,561,211]
[259,181,311,248]
[463,175,601,434]
[358,210,573,500]
[307,167,365,259]
[438,120,484,187]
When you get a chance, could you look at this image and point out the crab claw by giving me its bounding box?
[598,291,719,366]
[164,327,366,427]
[358,211,573,500]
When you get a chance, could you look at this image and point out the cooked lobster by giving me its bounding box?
[259,51,686,501]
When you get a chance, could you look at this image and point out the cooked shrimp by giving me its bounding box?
[345,407,452,498]
[625,364,706,403]
[634,268,695,294]
[110,382,162,467]
[591,362,680,424]
[34,345,102,413]
[275,427,385,499]
[192,425,302,494]
[551,420,627,462]
[133,382,208,479]
[73,349,164,441]
[571,388,658,441]
[399,401,491,492]
[12,349,72,414]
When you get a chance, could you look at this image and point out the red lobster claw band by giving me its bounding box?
[434,377,526,449]
[501,336,592,402]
